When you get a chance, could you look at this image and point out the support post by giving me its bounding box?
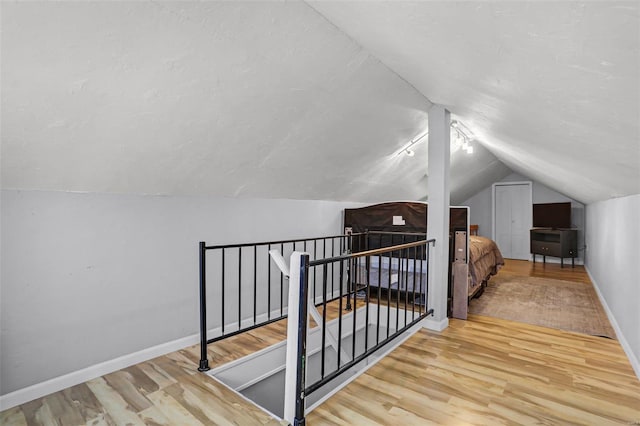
[425,105,450,331]
[198,241,210,371]
[284,252,309,425]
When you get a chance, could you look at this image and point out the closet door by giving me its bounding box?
[493,183,531,260]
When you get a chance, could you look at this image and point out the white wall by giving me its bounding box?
[462,173,586,262]
[460,187,493,239]
[585,194,640,377]
[0,189,363,396]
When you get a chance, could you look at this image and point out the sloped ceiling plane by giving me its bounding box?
[2,1,638,204]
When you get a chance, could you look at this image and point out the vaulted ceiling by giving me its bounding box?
[2,1,638,205]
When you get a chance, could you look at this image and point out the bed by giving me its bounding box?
[467,235,504,297]
[344,202,504,319]
[353,254,428,304]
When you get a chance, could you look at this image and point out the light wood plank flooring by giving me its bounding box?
[0,321,291,426]
[308,314,640,425]
[2,261,639,425]
[500,258,591,284]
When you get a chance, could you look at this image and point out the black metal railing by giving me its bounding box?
[198,233,369,371]
[286,237,435,425]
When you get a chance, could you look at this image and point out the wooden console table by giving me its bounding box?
[530,228,577,268]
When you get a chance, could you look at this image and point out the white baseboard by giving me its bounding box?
[0,331,201,411]
[0,289,383,411]
[421,316,449,332]
[585,266,640,380]
[0,305,299,412]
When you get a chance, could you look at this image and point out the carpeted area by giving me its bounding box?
[468,272,616,339]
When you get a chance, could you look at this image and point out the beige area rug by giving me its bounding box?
[468,272,616,339]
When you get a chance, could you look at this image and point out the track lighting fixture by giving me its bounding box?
[452,120,475,154]
[394,119,476,158]
[395,131,428,157]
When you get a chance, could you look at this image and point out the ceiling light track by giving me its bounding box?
[396,119,476,158]
[451,120,475,154]
[395,131,428,157]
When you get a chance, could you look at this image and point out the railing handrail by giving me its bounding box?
[310,238,435,266]
[202,231,424,251]
[364,231,427,236]
[203,233,362,251]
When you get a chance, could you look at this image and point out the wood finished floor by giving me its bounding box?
[500,258,591,284]
[2,260,639,425]
[308,314,640,425]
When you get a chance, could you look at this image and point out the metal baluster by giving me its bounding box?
[352,257,357,362]
[321,264,328,379]
[419,244,425,315]
[402,236,407,328]
[253,245,257,324]
[364,255,370,352]
[238,247,242,331]
[322,238,327,303]
[376,253,381,345]
[396,247,400,333]
[280,243,284,317]
[387,250,391,339]
[337,258,344,369]
[313,240,317,303]
[198,242,210,371]
[267,244,271,320]
[412,246,417,319]
[222,248,226,335]
[331,238,335,299]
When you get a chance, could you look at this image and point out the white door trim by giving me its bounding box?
[491,181,533,244]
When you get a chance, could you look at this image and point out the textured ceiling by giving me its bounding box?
[2,1,638,204]
[0,1,510,203]
[309,1,640,204]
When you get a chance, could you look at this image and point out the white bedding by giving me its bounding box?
[353,256,428,294]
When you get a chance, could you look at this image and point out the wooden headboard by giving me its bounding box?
[344,201,427,256]
[344,202,468,236]
[344,201,427,234]
[344,202,470,318]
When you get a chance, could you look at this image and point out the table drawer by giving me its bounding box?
[531,241,561,257]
